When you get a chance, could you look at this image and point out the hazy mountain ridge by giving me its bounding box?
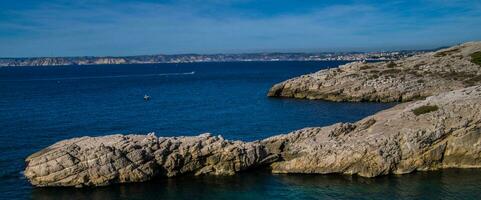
[0,51,427,67]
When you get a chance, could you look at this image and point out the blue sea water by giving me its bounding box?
[0,61,480,199]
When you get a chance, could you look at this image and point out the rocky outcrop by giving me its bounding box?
[263,85,481,177]
[24,133,276,187]
[25,86,481,186]
[268,41,481,102]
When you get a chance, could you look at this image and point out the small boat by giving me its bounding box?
[144,95,151,101]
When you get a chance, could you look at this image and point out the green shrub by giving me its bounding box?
[383,69,402,74]
[412,105,439,116]
[360,65,373,70]
[387,62,397,68]
[471,51,481,67]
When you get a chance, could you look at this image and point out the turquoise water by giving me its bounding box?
[0,61,479,199]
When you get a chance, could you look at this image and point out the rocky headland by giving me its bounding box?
[24,133,276,187]
[24,42,481,187]
[268,42,481,102]
[264,85,481,176]
[25,85,481,187]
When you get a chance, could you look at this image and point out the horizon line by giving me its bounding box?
[0,47,441,60]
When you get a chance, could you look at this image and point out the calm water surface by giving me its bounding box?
[0,61,479,199]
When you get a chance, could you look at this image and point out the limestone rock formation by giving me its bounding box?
[23,42,481,187]
[264,85,481,176]
[24,133,275,187]
[268,41,481,102]
[25,86,481,186]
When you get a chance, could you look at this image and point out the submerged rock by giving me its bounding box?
[25,86,481,186]
[268,41,481,102]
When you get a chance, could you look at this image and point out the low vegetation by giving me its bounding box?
[471,51,481,66]
[387,62,397,68]
[464,75,481,86]
[412,62,425,69]
[412,105,439,116]
[434,48,460,57]
[406,70,422,77]
[383,69,402,74]
[359,65,373,70]
[370,74,379,79]
[436,71,480,84]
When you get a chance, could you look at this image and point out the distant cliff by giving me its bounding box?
[0,51,425,67]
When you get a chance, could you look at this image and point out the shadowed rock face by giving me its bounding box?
[268,42,481,102]
[25,86,481,187]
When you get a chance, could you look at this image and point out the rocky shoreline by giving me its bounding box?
[25,85,481,187]
[24,42,481,187]
[24,133,276,187]
[268,42,481,102]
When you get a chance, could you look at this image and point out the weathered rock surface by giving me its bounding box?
[24,133,275,187]
[263,85,481,177]
[268,41,481,102]
[25,86,481,186]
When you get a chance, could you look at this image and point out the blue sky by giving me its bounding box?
[1,0,480,57]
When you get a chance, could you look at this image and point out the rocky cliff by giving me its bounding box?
[268,42,481,102]
[24,85,481,187]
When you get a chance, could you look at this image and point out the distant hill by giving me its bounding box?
[0,51,428,67]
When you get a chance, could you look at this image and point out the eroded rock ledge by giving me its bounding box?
[24,133,276,187]
[268,41,481,102]
[25,86,481,187]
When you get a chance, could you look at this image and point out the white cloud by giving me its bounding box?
[0,0,480,57]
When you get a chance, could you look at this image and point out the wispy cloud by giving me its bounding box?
[0,0,480,57]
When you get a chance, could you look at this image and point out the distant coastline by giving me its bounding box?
[0,50,428,67]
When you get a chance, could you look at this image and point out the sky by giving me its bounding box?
[0,0,481,57]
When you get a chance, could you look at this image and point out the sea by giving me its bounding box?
[1,61,480,199]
